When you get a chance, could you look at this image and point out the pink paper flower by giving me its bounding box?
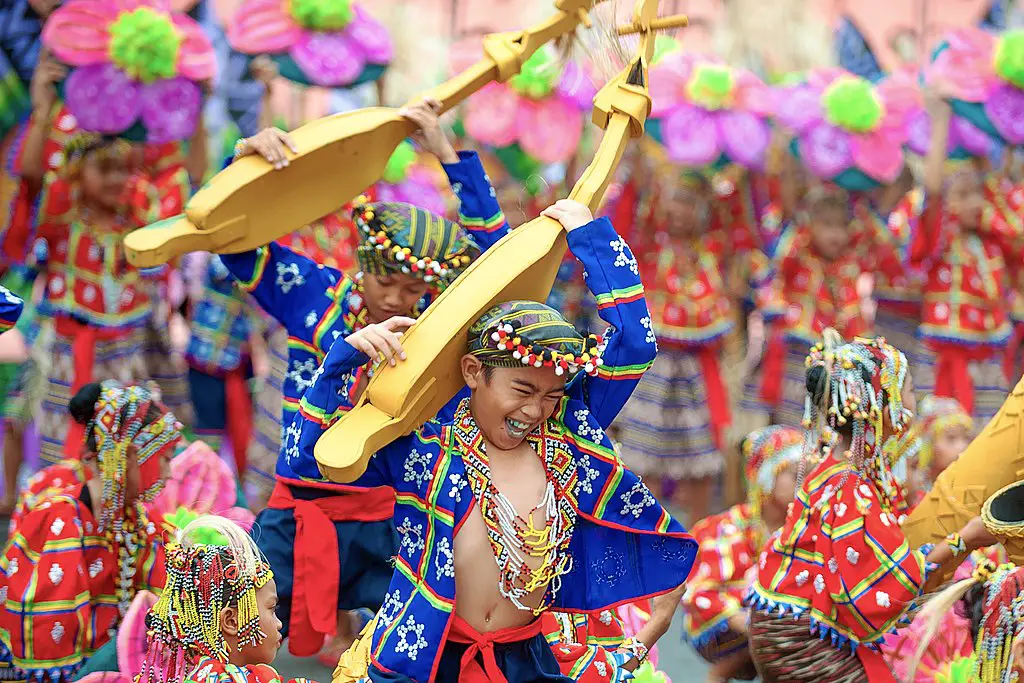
[649,52,774,170]
[150,441,255,530]
[463,46,596,166]
[42,0,215,143]
[928,27,1024,146]
[774,68,909,188]
[228,0,392,89]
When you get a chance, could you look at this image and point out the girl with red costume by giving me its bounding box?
[0,381,181,682]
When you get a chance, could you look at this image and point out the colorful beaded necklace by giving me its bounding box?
[452,400,577,614]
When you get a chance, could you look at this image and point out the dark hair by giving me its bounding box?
[805,357,877,438]
[68,382,166,454]
[482,365,496,383]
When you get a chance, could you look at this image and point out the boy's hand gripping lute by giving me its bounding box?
[310,0,686,483]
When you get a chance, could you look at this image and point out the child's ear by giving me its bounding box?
[220,605,239,637]
[461,355,483,390]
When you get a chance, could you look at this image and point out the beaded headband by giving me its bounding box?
[743,425,803,517]
[351,196,479,288]
[804,335,910,508]
[90,381,182,540]
[468,301,606,377]
[905,396,973,471]
[142,542,274,683]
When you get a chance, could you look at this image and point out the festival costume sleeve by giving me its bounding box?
[0,285,24,333]
[290,337,410,488]
[442,151,510,250]
[0,496,100,679]
[683,505,756,650]
[220,242,343,332]
[565,217,656,430]
[888,188,940,269]
[184,656,320,683]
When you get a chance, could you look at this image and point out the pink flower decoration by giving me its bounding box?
[773,69,909,187]
[42,0,215,143]
[77,591,158,683]
[149,441,255,530]
[648,52,773,170]
[228,0,392,89]
[463,47,595,166]
[929,27,1024,145]
[375,167,448,218]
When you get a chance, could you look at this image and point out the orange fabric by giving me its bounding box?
[446,615,546,683]
[266,482,394,657]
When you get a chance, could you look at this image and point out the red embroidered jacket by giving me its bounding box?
[0,485,167,681]
[892,180,1022,349]
[682,503,760,651]
[749,449,932,648]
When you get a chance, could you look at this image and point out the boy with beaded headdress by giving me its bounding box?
[221,100,509,659]
[681,425,803,683]
[287,199,696,682]
[746,331,995,682]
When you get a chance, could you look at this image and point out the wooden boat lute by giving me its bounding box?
[314,0,685,482]
[123,0,654,267]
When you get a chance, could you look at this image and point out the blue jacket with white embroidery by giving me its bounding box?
[219,150,508,493]
[288,216,698,682]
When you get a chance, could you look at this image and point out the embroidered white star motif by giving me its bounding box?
[619,480,655,519]
[88,559,104,579]
[380,590,403,627]
[284,422,303,466]
[51,622,65,644]
[608,238,639,275]
[599,610,613,625]
[276,262,306,293]
[50,518,65,536]
[814,574,825,594]
[305,310,318,328]
[695,596,712,609]
[49,563,64,585]
[434,537,455,580]
[394,615,428,661]
[828,557,839,574]
[795,570,809,586]
[639,316,657,345]
[876,591,890,608]
[397,518,425,556]
[846,548,860,565]
[402,450,433,487]
[447,473,467,502]
[576,452,600,495]
[286,358,319,392]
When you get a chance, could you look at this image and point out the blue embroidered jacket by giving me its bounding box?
[289,216,698,682]
[220,150,508,492]
[185,255,254,376]
[0,284,23,333]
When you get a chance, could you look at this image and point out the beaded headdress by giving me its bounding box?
[62,133,131,178]
[903,395,973,472]
[743,425,803,520]
[351,197,480,289]
[467,300,606,377]
[88,381,182,539]
[973,563,1024,682]
[142,516,274,683]
[803,334,911,508]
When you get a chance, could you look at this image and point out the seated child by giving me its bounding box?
[140,514,320,683]
[290,199,697,682]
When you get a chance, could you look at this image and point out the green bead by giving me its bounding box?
[822,75,884,133]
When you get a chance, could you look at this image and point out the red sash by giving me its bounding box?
[447,615,545,683]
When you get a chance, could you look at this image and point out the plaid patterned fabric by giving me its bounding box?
[185,257,254,375]
[682,503,759,658]
[0,487,166,681]
[220,151,508,492]
[290,216,696,682]
[748,448,931,649]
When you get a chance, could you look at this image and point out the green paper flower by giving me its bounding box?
[631,662,669,683]
[995,30,1024,90]
[382,140,416,184]
[509,49,559,100]
[652,36,680,66]
[108,7,182,84]
[288,0,353,31]
[165,507,229,545]
[935,655,977,683]
[686,64,735,111]
[823,76,884,133]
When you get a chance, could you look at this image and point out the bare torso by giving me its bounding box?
[453,439,554,633]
